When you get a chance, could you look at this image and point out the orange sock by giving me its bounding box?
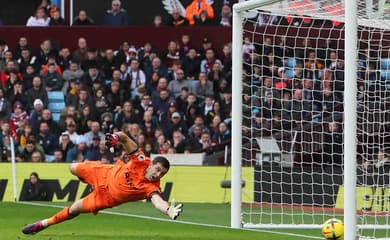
[46,207,72,226]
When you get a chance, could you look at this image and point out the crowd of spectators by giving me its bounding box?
[3,1,387,167]
[242,12,390,166]
[24,0,233,27]
[0,33,233,163]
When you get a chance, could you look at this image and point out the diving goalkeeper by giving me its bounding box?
[22,131,183,235]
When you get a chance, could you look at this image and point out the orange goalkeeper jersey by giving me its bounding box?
[107,149,161,205]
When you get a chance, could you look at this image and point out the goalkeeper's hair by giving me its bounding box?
[152,156,170,170]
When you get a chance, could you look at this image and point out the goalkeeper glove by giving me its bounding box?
[166,199,183,220]
[105,133,119,152]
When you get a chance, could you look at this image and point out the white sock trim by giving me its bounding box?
[41,219,48,227]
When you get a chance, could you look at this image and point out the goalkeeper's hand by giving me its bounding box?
[105,133,119,152]
[166,199,183,220]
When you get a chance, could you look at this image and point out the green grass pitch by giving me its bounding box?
[2,201,326,240]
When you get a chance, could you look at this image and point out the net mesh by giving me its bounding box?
[240,0,390,238]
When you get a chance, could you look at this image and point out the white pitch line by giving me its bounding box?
[17,201,322,239]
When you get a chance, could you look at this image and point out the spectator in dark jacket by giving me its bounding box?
[19,172,47,201]
[103,0,129,26]
[49,10,66,26]
[36,121,59,156]
[25,76,48,112]
[0,88,12,121]
[72,10,94,26]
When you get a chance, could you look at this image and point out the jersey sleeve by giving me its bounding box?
[128,149,149,162]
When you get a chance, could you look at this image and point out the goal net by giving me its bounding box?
[232,0,390,238]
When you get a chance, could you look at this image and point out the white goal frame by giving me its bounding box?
[231,0,358,239]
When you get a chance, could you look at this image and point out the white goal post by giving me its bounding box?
[231,0,390,239]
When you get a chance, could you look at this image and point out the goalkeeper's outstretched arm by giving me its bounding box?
[150,193,183,220]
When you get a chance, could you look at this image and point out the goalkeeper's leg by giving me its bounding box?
[22,199,84,235]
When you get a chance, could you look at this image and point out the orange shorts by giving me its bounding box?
[76,161,116,214]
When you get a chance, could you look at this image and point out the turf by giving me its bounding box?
[3,201,325,240]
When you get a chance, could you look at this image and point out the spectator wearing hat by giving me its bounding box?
[65,78,83,105]
[0,88,12,121]
[185,0,214,26]
[83,121,105,147]
[62,62,84,93]
[159,100,179,125]
[29,99,44,134]
[168,69,191,98]
[163,111,188,140]
[80,62,104,87]
[199,37,214,59]
[9,101,30,138]
[25,76,48,112]
[84,135,101,161]
[103,0,129,26]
